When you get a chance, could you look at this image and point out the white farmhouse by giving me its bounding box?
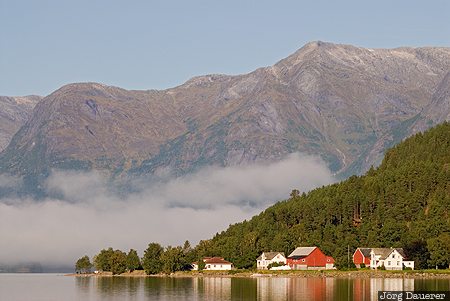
[370,248,414,270]
[192,257,233,271]
[256,252,287,270]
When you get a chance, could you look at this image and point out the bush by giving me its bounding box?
[267,262,285,270]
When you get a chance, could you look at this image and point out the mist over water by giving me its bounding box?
[0,153,334,267]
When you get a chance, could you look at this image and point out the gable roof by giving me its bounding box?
[395,248,407,259]
[288,247,316,258]
[371,248,407,260]
[356,248,372,258]
[257,252,286,261]
[203,257,232,265]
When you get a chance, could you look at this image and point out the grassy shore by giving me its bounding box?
[69,269,450,278]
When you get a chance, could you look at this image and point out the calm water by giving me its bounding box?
[0,274,449,301]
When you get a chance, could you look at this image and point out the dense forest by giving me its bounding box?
[77,122,450,273]
[197,122,450,269]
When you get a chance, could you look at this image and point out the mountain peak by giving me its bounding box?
[52,82,117,95]
[1,42,450,195]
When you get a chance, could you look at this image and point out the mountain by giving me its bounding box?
[0,95,40,152]
[410,72,450,133]
[1,42,450,193]
[196,122,450,269]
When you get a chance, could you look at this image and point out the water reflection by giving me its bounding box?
[198,277,231,299]
[76,276,146,301]
[75,276,91,300]
[144,277,195,300]
[71,275,450,301]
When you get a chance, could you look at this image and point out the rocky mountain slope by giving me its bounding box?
[0,95,41,152]
[1,41,449,193]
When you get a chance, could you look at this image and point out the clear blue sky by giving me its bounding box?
[1,0,449,96]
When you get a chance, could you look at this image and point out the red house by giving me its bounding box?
[352,248,371,268]
[287,247,335,270]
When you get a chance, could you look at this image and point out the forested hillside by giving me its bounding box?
[198,122,450,269]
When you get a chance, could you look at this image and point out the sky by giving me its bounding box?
[1,0,449,96]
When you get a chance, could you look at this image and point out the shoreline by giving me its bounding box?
[67,269,450,279]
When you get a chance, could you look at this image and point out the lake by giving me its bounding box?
[0,274,449,301]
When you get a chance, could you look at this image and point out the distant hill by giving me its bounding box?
[0,42,449,194]
[197,122,450,269]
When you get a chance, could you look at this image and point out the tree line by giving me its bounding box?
[76,241,202,275]
[77,122,450,273]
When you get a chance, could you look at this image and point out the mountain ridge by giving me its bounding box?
[1,41,449,194]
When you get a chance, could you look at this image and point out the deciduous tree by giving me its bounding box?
[126,249,141,272]
[75,255,92,274]
[142,243,163,275]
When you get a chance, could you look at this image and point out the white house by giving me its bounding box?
[256,252,287,270]
[370,248,414,270]
[192,257,233,271]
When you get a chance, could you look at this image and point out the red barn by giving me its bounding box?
[287,247,335,270]
[353,248,371,268]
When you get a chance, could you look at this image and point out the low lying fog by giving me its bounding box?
[0,153,334,266]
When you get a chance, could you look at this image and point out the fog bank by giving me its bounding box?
[0,153,334,266]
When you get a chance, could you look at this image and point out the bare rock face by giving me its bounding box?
[1,41,449,192]
[0,95,41,152]
[410,72,450,134]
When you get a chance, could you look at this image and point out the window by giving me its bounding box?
[387,261,391,266]
[397,261,400,266]
[302,259,305,262]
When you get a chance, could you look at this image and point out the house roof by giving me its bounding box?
[395,248,407,259]
[288,247,316,258]
[371,248,407,260]
[203,257,232,265]
[356,248,372,258]
[257,252,286,261]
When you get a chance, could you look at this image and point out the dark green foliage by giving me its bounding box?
[160,246,186,274]
[110,250,127,275]
[75,255,92,274]
[182,240,197,270]
[142,243,163,275]
[94,248,114,271]
[404,240,430,270]
[93,248,127,275]
[126,249,141,272]
[194,122,450,269]
[267,262,285,269]
[196,257,206,271]
[427,233,450,269]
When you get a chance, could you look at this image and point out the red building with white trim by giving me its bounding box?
[353,248,371,268]
[287,247,335,270]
